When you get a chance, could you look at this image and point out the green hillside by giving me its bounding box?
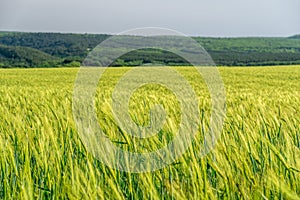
[0,32,300,67]
[289,34,300,39]
[0,45,61,68]
[0,32,109,58]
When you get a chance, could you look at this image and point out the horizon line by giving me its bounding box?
[0,29,298,39]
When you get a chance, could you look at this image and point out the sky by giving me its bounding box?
[0,0,299,37]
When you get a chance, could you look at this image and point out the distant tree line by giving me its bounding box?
[0,32,300,68]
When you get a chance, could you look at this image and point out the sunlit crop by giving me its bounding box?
[0,66,299,199]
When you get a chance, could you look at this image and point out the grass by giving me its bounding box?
[0,66,299,199]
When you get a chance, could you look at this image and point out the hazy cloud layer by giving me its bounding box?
[0,0,299,36]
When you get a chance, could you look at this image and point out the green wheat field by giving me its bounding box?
[0,66,299,199]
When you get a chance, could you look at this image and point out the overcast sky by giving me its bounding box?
[0,0,299,37]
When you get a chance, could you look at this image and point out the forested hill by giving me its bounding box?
[0,31,300,67]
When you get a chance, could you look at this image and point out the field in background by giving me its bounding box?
[0,66,299,199]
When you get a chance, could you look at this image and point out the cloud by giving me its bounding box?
[0,0,299,36]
